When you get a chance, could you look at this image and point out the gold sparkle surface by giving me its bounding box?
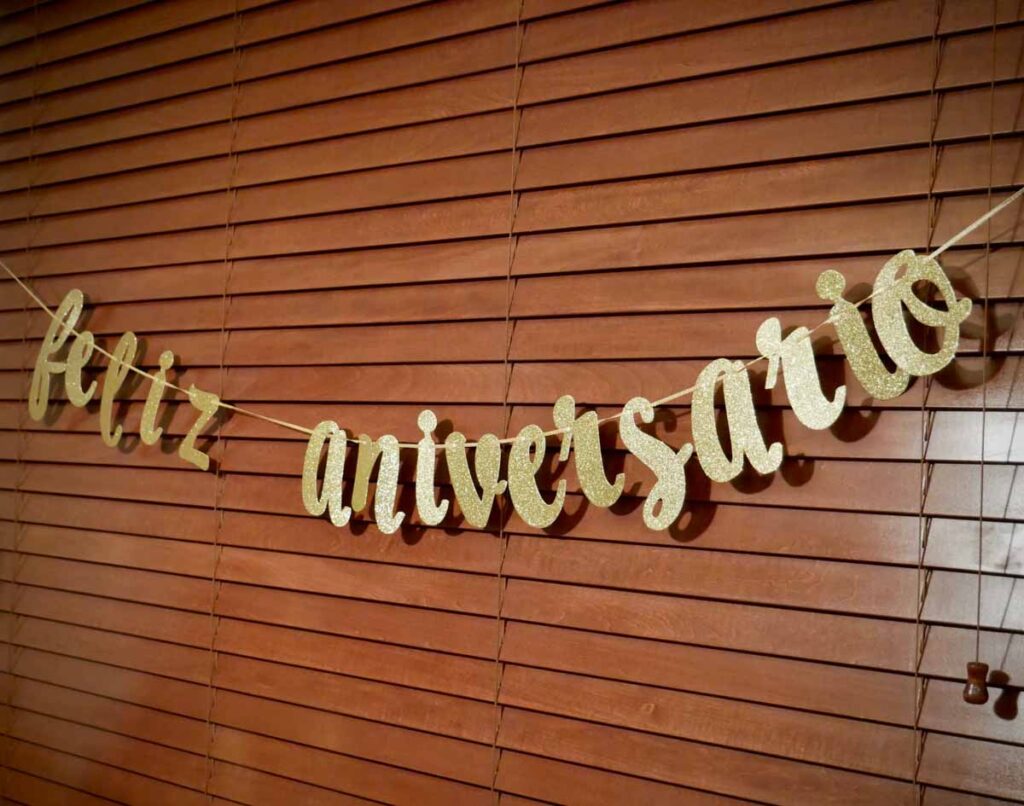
[445,432,507,529]
[692,359,783,483]
[29,289,85,421]
[140,350,174,445]
[756,318,846,430]
[99,332,138,449]
[178,384,219,471]
[65,331,98,408]
[302,420,352,527]
[872,250,972,377]
[508,424,566,529]
[817,268,910,400]
[553,394,624,508]
[619,396,693,531]
[414,410,450,526]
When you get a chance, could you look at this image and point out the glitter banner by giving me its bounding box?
[8,185,1021,535]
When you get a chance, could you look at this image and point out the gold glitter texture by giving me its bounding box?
[29,289,85,420]
[140,350,174,445]
[756,318,846,430]
[619,397,693,530]
[553,394,624,508]
[817,269,910,400]
[352,433,405,534]
[692,359,782,483]
[65,331,98,408]
[872,249,972,376]
[178,384,220,471]
[99,332,139,448]
[301,420,352,527]
[508,424,566,529]
[415,410,450,526]
[445,432,507,529]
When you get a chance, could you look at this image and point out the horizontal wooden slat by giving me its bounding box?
[2,767,120,806]
[0,0,1000,134]
[497,707,915,805]
[919,733,1024,801]
[209,760,379,806]
[1,470,1021,574]
[0,0,278,77]
[211,724,492,805]
[3,23,1020,199]
[3,189,1018,280]
[1,9,1018,179]
[3,137,1021,252]
[12,676,207,753]
[495,750,757,805]
[0,0,144,51]
[212,688,494,786]
[1,403,1022,468]
[6,738,204,806]
[517,0,1022,105]
[10,616,211,683]
[13,647,209,720]
[7,27,1016,214]
[3,1,1021,802]
[214,652,495,743]
[499,577,1011,674]
[9,709,207,793]
[0,0,436,103]
[500,621,914,725]
[499,664,914,776]
[3,448,1024,526]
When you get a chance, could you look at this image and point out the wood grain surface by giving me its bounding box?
[0,0,1022,803]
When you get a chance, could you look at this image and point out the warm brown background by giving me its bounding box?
[0,0,1022,803]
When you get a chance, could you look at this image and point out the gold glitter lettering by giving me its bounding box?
[508,424,566,529]
[444,432,507,528]
[351,434,405,534]
[301,420,351,527]
[178,384,219,471]
[414,410,449,527]
[553,394,624,508]
[28,289,85,420]
[99,332,138,448]
[692,359,782,482]
[140,350,174,445]
[756,318,846,430]
[816,269,910,400]
[872,250,973,376]
[65,331,97,408]
[620,397,692,530]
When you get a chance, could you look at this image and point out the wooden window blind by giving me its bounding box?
[0,0,1022,803]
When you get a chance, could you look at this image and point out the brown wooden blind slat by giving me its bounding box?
[1,0,1022,803]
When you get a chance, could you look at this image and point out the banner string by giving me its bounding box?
[1,184,1022,452]
[912,0,942,787]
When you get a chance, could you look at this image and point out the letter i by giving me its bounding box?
[140,350,174,445]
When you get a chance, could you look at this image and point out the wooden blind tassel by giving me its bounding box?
[961,0,998,713]
[963,661,990,705]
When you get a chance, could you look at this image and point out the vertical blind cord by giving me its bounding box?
[975,0,997,666]
[913,0,942,793]
[203,3,241,799]
[3,2,39,797]
[491,2,525,793]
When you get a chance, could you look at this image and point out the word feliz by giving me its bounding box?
[29,289,219,470]
[302,250,972,533]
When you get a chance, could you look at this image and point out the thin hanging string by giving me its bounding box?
[1,193,1022,451]
[2,4,40,799]
[203,4,241,799]
[491,4,524,793]
[976,0,998,663]
[913,2,942,792]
